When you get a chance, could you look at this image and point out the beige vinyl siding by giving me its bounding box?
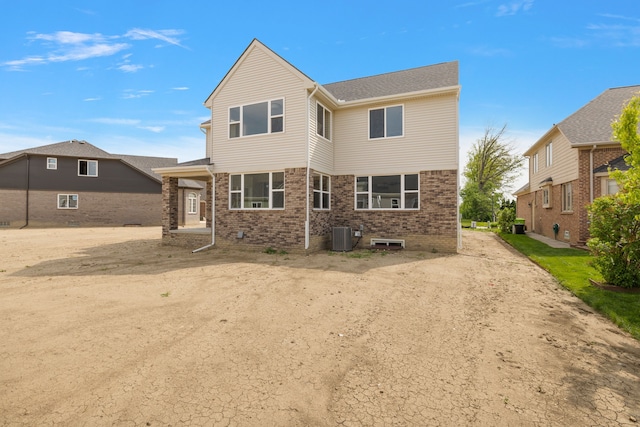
[308,97,334,173]
[529,129,578,188]
[207,45,309,173]
[333,94,458,175]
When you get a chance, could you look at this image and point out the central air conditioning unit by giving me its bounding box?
[332,227,352,252]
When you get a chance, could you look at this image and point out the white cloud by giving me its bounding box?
[122,89,154,99]
[2,28,186,71]
[89,118,141,126]
[83,97,101,102]
[172,87,189,91]
[138,126,165,133]
[118,64,144,73]
[496,0,534,17]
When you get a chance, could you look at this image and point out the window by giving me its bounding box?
[355,174,418,210]
[78,160,98,177]
[561,183,572,212]
[229,172,285,209]
[188,192,198,214]
[58,194,78,209]
[316,102,331,140]
[601,178,619,196]
[313,173,330,210]
[229,98,284,138]
[542,185,552,208]
[47,157,57,170]
[545,142,553,167]
[369,105,403,139]
[532,153,538,173]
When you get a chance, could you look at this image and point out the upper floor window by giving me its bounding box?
[532,153,538,173]
[313,173,330,210]
[356,174,418,210]
[78,160,98,177]
[47,157,57,170]
[316,102,332,141]
[58,194,78,209]
[369,105,403,139]
[229,172,284,209]
[545,142,553,167]
[561,183,572,212]
[188,192,198,214]
[229,98,284,138]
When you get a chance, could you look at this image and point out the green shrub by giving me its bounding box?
[588,196,640,288]
[497,207,516,233]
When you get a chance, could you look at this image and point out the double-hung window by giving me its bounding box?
[230,172,285,209]
[561,183,572,212]
[355,174,419,209]
[229,98,284,138]
[188,192,198,214]
[532,153,538,173]
[545,142,553,167]
[542,185,552,208]
[47,157,57,170]
[316,102,331,140]
[58,194,78,209]
[313,173,330,210]
[78,159,98,177]
[369,105,403,139]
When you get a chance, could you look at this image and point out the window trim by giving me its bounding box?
[316,102,332,141]
[355,173,419,210]
[78,159,98,177]
[57,194,78,209]
[542,184,552,208]
[187,192,198,214]
[313,172,331,210]
[545,142,553,167]
[561,182,573,212]
[229,171,285,210]
[47,157,57,170]
[368,104,404,140]
[228,98,285,139]
[532,153,538,173]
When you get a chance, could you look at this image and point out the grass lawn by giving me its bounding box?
[498,231,640,341]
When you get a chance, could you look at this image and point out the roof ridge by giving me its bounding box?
[323,60,458,86]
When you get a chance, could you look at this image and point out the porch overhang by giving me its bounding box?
[152,164,213,181]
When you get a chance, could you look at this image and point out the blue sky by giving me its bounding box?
[1,0,638,193]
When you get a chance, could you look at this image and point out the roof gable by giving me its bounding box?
[558,85,640,145]
[205,39,314,106]
[322,61,459,102]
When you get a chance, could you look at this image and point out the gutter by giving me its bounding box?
[192,166,216,253]
[20,154,30,229]
[305,84,319,250]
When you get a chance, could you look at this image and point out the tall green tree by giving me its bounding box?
[588,94,640,287]
[461,125,524,220]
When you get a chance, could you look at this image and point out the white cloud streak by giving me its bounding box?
[2,28,186,71]
[496,0,534,17]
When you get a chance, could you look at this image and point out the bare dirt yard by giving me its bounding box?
[1,228,639,426]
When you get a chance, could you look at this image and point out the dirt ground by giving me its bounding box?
[1,228,639,426]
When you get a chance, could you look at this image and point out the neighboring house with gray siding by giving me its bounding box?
[515,85,639,246]
[0,139,203,228]
[154,39,460,252]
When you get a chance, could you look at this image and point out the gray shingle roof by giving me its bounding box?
[0,139,114,160]
[116,154,178,181]
[322,61,459,102]
[593,154,630,173]
[558,85,640,145]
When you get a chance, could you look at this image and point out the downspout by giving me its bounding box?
[20,154,30,229]
[192,166,216,253]
[305,84,319,250]
[589,144,596,203]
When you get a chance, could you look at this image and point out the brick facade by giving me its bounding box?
[0,189,162,228]
[162,168,459,253]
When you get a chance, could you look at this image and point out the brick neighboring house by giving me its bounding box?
[154,39,460,253]
[515,85,639,246]
[0,139,204,228]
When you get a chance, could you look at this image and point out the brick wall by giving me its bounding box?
[577,147,626,243]
[0,189,27,227]
[2,190,163,228]
[332,170,458,253]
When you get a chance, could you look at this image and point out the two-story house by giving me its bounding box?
[0,139,204,228]
[515,85,639,246]
[154,39,460,253]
